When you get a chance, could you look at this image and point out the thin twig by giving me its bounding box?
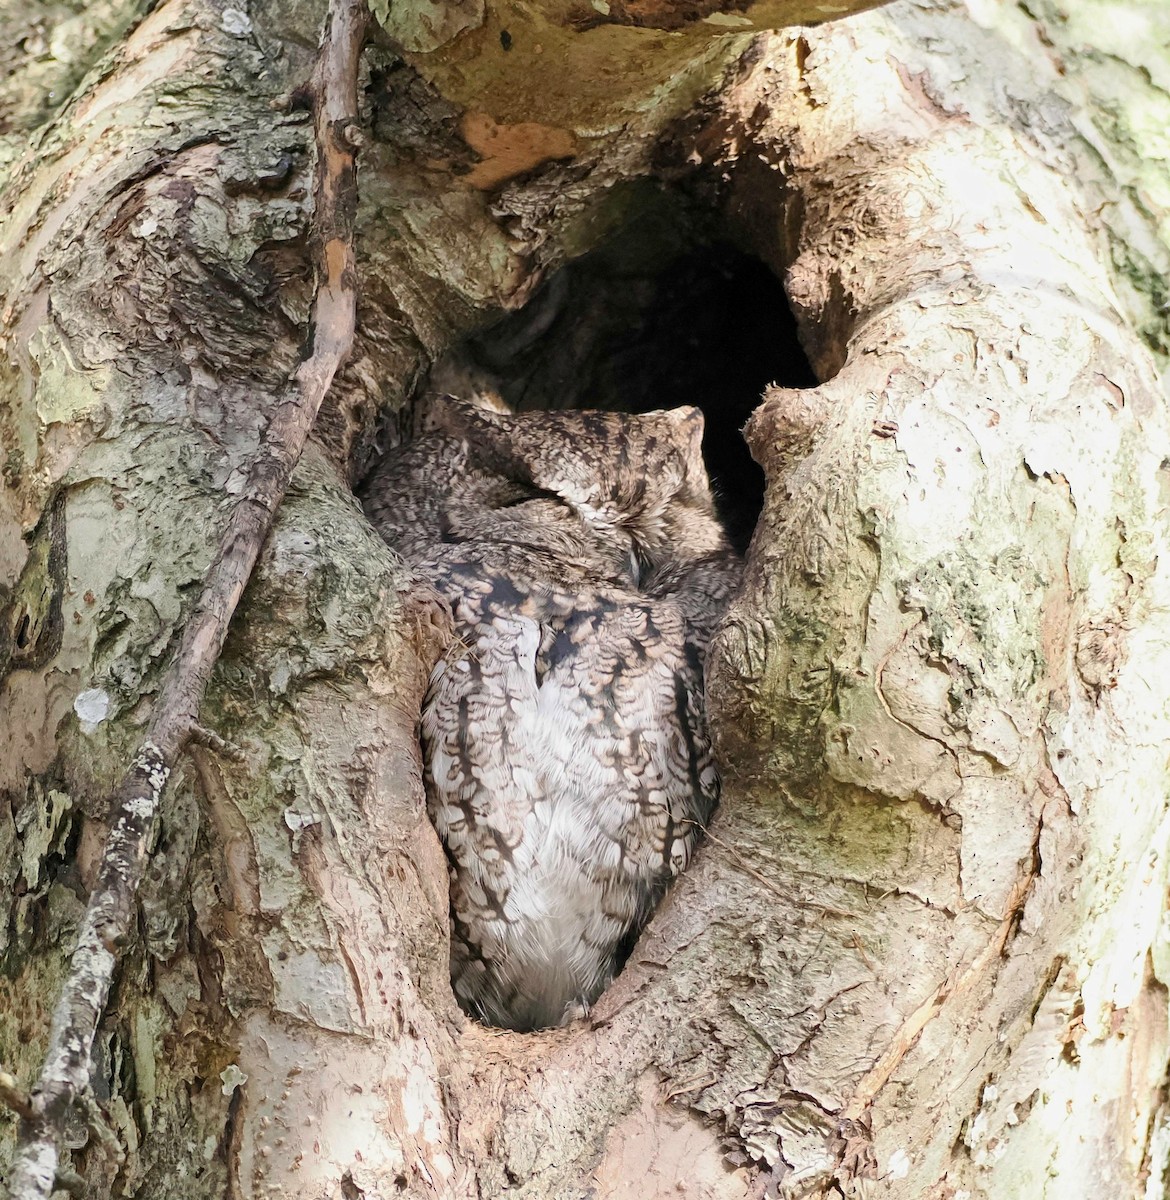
[189,721,245,762]
[664,1071,718,1102]
[0,1070,35,1121]
[7,3,368,1195]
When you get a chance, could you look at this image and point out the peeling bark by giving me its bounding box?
[2,0,1169,1198]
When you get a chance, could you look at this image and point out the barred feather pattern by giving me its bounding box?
[362,398,741,1031]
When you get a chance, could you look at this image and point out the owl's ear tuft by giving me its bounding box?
[662,404,704,431]
[661,406,705,457]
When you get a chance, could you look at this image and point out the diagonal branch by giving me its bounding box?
[7,3,369,1195]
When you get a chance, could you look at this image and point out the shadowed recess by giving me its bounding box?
[458,198,816,552]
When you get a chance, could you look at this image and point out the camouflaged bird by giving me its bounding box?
[362,397,741,1031]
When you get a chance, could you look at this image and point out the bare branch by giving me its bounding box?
[0,1070,35,1121]
[7,3,369,1195]
[189,722,246,761]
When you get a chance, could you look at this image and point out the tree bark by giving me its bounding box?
[2,1,1169,1198]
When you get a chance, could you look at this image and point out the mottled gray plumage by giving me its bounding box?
[362,397,740,1031]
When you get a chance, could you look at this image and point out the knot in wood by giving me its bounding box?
[745,385,832,475]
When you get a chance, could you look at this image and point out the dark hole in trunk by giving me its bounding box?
[451,210,815,553]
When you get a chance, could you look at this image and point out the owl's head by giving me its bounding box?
[428,397,728,566]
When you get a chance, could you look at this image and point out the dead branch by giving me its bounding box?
[0,1071,34,1122]
[6,2,369,1195]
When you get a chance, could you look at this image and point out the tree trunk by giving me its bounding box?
[3,0,1169,1197]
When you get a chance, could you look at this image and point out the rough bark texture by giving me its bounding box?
[2,0,1169,1198]
[5,3,368,1195]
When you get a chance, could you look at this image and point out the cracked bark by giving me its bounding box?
[2,0,1170,1198]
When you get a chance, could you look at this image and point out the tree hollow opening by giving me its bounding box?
[426,196,816,553]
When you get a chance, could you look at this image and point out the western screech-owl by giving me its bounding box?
[362,396,740,1031]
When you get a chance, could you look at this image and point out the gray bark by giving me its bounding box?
[2,0,1169,1197]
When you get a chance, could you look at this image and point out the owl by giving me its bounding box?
[362,396,741,1031]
